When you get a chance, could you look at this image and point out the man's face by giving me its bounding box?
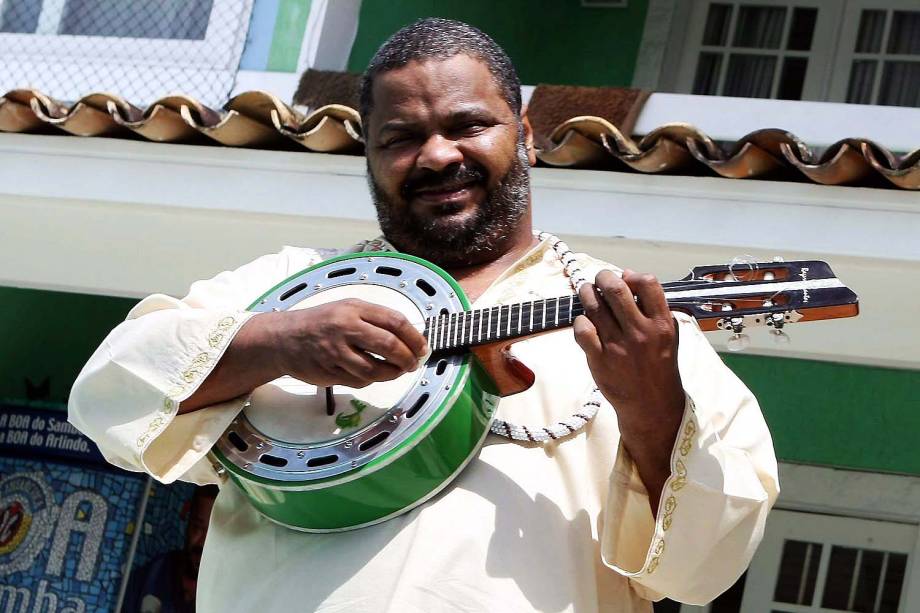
[365,54,533,266]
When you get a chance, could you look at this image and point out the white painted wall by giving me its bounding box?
[1,133,917,369]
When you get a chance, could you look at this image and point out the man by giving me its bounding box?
[69,18,777,612]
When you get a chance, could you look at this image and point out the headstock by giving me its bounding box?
[663,259,859,351]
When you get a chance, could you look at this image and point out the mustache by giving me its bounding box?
[400,164,486,198]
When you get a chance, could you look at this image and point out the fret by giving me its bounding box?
[529,299,535,331]
[477,309,483,343]
[517,303,523,335]
[460,311,466,346]
[452,312,459,347]
[486,307,492,340]
[504,304,512,337]
[541,300,547,330]
[429,317,437,351]
[553,297,559,326]
[447,314,455,349]
[568,295,574,322]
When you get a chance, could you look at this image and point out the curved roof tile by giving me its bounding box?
[1,88,916,190]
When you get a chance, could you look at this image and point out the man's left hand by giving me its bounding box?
[573,269,686,513]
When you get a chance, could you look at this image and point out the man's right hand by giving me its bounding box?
[180,299,429,413]
[271,299,429,389]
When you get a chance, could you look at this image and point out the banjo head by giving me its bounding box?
[214,253,469,484]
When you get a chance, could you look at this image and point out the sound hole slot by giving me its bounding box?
[358,430,390,451]
[416,279,437,296]
[376,266,402,277]
[436,359,448,375]
[260,454,287,468]
[406,393,429,419]
[227,431,248,452]
[327,267,357,279]
[306,454,338,467]
[279,282,308,302]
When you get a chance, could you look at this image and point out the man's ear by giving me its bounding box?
[521,105,537,166]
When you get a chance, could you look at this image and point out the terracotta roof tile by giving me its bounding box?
[1,88,915,190]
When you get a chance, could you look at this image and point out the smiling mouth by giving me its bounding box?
[412,181,480,204]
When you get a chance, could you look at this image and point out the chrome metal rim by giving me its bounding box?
[214,254,466,482]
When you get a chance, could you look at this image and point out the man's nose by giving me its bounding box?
[417,134,463,172]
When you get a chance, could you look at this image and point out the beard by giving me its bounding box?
[367,136,531,268]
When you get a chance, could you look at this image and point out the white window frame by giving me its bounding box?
[827,0,920,104]
[677,464,920,613]
[672,0,845,101]
[0,0,253,105]
[740,511,916,611]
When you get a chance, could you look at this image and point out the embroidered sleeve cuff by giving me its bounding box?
[138,311,255,484]
[601,394,773,604]
[600,395,698,580]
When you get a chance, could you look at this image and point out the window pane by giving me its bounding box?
[822,546,858,610]
[856,10,886,53]
[846,60,877,104]
[703,3,733,46]
[724,54,776,98]
[693,52,723,95]
[0,0,42,33]
[878,61,920,107]
[881,553,907,612]
[774,540,821,605]
[733,6,786,49]
[787,8,817,51]
[887,11,920,55]
[852,549,884,612]
[58,0,214,40]
[778,57,808,100]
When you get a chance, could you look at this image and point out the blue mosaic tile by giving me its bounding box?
[0,456,143,612]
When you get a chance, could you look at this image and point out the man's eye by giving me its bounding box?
[383,135,414,148]
[457,123,486,134]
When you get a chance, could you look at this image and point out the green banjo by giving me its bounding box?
[212,248,858,532]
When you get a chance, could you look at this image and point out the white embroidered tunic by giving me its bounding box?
[68,235,779,612]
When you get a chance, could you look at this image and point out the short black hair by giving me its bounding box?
[359,18,522,129]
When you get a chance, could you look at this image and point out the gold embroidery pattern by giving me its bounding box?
[648,405,697,574]
[135,315,242,450]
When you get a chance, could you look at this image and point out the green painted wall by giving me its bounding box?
[267,0,313,72]
[723,354,920,476]
[0,287,137,407]
[347,0,650,87]
[3,285,918,476]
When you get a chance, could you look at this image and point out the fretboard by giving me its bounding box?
[421,274,837,352]
[424,296,584,352]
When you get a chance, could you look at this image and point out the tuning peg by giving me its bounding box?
[727,333,751,352]
[771,329,791,346]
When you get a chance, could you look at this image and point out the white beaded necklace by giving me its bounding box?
[357,230,601,444]
[487,231,601,443]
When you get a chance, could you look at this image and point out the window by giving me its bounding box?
[740,511,914,611]
[0,0,254,106]
[829,1,920,107]
[672,0,919,108]
[675,0,842,101]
